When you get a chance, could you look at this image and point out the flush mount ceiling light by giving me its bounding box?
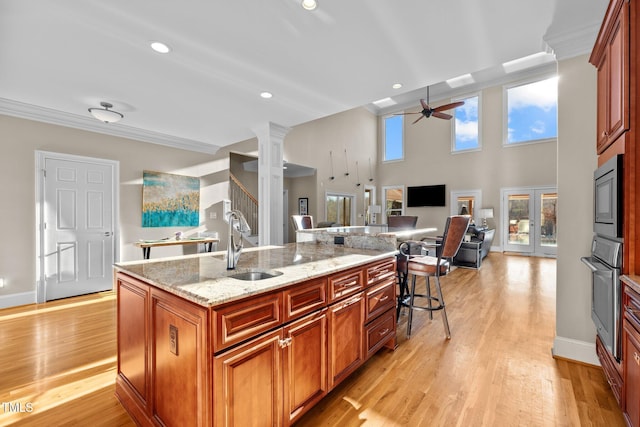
[88,102,124,123]
[150,41,171,54]
[260,91,273,99]
[301,0,317,10]
[392,83,403,89]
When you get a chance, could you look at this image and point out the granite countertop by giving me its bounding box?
[622,275,640,295]
[295,226,438,251]
[115,242,397,307]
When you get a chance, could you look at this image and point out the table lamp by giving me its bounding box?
[479,208,494,228]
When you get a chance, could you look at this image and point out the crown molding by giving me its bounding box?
[543,21,602,60]
[0,97,220,154]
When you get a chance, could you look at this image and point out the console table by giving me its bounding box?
[135,237,219,259]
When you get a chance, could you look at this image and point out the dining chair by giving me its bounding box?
[291,215,314,231]
[398,215,470,339]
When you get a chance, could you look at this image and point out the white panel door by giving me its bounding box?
[44,157,114,300]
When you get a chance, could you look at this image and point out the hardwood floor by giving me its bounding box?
[0,254,625,426]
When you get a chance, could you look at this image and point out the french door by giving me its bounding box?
[502,187,557,256]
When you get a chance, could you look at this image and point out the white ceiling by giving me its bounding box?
[0,0,608,154]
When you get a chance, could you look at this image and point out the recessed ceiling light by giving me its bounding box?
[150,41,171,54]
[392,83,403,89]
[260,92,273,99]
[301,0,317,11]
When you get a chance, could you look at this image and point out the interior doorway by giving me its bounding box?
[36,151,119,302]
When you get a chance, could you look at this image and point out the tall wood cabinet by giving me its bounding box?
[593,0,629,154]
[591,0,640,424]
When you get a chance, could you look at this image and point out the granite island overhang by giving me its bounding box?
[114,242,398,307]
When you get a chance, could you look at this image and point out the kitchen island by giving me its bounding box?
[114,242,397,426]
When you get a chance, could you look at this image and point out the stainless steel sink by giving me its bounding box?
[228,269,283,281]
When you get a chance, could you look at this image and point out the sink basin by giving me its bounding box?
[229,269,283,281]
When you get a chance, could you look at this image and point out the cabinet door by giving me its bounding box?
[327,293,364,389]
[152,290,210,427]
[116,274,150,408]
[214,329,283,427]
[623,319,640,427]
[605,3,628,145]
[282,309,328,425]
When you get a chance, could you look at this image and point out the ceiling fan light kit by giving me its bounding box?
[88,102,124,123]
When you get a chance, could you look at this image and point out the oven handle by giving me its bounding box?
[580,256,613,276]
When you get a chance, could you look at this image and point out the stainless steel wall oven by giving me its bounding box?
[581,235,623,360]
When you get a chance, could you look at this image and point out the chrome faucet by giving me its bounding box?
[226,210,251,270]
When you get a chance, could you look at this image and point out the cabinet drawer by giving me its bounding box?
[328,268,364,302]
[213,292,282,352]
[365,307,396,359]
[284,278,327,322]
[596,335,622,405]
[365,259,396,286]
[624,283,640,332]
[364,277,396,322]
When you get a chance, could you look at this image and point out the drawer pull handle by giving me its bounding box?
[339,280,358,289]
[378,295,389,302]
[634,352,640,365]
[378,328,390,337]
[340,297,360,309]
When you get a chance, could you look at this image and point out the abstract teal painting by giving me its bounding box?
[142,170,200,227]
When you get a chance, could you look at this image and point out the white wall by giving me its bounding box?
[377,74,558,239]
[0,114,256,307]
[553,54,599,364]
[284,107,378,225]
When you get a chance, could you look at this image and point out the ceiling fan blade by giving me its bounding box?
[432,101,465,112]
[419,99,430,110]
[432,111,453,120]
[412,115,426,124]
[394,112,422,116]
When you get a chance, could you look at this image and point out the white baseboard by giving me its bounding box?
[0,291,36,309]
[552,336,599,366]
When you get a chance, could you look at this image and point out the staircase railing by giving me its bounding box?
[229,173,259,237]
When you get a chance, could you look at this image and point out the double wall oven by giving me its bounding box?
[581,154,623,360]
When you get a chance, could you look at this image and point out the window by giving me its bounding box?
[505,76,558,145]
[382,186,404,219]
[452,94,480,152]
[383,115,403,161]
[326,193,354,226]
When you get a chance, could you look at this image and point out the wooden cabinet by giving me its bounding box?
[116,256,396,427]
[623,282,640,427]
[591,0,629,154]
[214,329,283,427]
[116,275,151,417]
[152,290,210,427]
[328,292,365,389]
[596,334,622,405]
[282,309,328,425]
[116,274,210,427]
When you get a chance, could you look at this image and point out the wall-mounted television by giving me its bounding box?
[407,184,446,207]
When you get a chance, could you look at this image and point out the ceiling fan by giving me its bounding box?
[396,87,465,124]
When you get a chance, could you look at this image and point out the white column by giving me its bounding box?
[254,122,290,246]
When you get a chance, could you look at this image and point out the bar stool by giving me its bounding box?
[399,215,470,339]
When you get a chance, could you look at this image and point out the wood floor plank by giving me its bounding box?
[0,254,626,426]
